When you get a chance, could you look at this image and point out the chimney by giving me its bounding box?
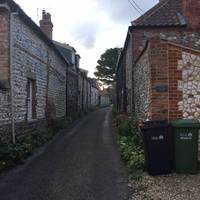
[183,0,200,29]
[39,10,53,39]
[75,54,81,68]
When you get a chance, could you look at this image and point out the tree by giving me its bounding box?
[94,48,122,86]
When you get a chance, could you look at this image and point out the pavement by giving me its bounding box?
[0,108,128,200]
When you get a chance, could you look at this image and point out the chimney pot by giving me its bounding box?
[39,10,53,39]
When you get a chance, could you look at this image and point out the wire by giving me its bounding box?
[130,0,144,13]
[127,0,143,15]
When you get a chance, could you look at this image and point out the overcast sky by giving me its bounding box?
[15,0,158,77]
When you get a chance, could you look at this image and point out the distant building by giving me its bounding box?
[99,89,110,107]
[54,41,80,116]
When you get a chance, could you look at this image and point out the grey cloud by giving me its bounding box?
[71,20,99,49]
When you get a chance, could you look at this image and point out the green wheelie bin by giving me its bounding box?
[172,119,200,174]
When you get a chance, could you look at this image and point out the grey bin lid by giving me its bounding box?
[171,119,200,128]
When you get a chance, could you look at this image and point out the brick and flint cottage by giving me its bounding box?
[0,0,70,143]
[0,0,105,143]
[117,0,200,122]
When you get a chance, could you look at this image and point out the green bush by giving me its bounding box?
[0,118,74,173]
[113,112,145,172]
[112,106,117,114]
[114,113,138,137]
[118,136,145,171]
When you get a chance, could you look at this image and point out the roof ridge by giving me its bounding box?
[132,0,170,25]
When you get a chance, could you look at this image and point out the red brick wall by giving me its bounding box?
[148,37,169,120]
[167,44,183,120]
[148,38,186,120]
[0,8,10,86]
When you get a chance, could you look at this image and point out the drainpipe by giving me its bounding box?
[10,10,19,144]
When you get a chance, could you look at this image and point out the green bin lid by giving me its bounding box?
[171,119,200,128]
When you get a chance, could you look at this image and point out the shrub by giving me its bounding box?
[0,118,73,173]
[118,136,145,171]
[114,113,139,137]
[113,111,145,172]
[112,105,118,117]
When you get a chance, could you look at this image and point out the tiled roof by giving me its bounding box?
[132,0,187,27]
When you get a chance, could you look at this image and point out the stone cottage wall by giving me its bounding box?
[176,51,200,120]
[116,55,127,113]
[84,78,88,110]
[132,28,200,62]
[78,73,87,112]
[12,16,48,122]
[0,13,67,142]
[13,15,66,121]
[48,48,66,118]
[88,81,91,108]
[91,86,95,107]
[67,71,78,116]
[78,74,83,111]
[125,35,133,114]
[133,48,151,121]
[167,44,200,157]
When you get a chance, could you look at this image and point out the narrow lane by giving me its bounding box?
[0,108,128,200]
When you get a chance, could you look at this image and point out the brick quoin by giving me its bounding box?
[168,43,200,120]
[149,37,169,120]
[0,8,10,84]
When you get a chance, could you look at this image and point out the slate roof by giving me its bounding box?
[54,41,74,65]
[132,0,187,27]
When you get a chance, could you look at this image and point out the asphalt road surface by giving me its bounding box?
[0,108,128,200]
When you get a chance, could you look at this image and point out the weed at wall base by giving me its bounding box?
[113,110,145,175]
[0,118,71,173]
